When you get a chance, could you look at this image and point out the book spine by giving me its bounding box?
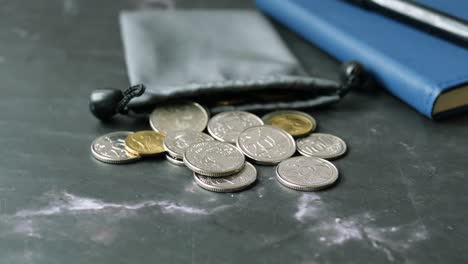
[256,0,436,118]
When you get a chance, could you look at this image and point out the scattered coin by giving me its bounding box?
[149,101,209,135]
[207,111,264,144]
[163,130,214,159]
[124,130,165,156]
[296,133,347,160]
[262,110,316,137]
[91,131,140,164]
[184,141,245,177]
[165,154,185,166]
[193,162,257,192]
[276,156,338,191]
[236,125,296,165]
[91,102,349,194]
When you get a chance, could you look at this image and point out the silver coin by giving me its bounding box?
[296,133,347,160]
[276,156,338,191]
[193,162,257,192]
[149,101,209,135]
[163,130,214,159]
[236,125,296,165]
[184,141,245,177]
[90,131,140,164]
[207,111,264,144]
[165,154,185,166]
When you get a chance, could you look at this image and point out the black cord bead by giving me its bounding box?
[335,61,367,97]
[341,61,366,89]
[89,88,124,120]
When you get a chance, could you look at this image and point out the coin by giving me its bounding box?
[91,131,140,164]
[193,162,257,192]
[165,154,185,166]
[184,141,245,177]
[124,130,165,156]
[163,130,214,159]
[262,110,316,137]
[296,133,347,160]
[236,125,296,165]
[149,101,209,135]
[207,111,264,144]
[276,156,338,191]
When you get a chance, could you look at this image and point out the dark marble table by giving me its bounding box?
[1,0,467,263]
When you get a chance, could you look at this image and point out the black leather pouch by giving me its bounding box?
[90,10,363,120]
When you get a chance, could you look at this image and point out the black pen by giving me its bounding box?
[344,0,468,48]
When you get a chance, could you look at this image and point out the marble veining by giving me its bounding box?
[1,191,430,263]
[294,194,429,262]
[14,191,212,217]
[0,190,235,249]
[294,193,322,223]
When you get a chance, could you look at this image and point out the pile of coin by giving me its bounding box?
[91,101,347,193]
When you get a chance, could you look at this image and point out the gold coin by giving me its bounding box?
[124,131,165,156]
[262,110,316,137]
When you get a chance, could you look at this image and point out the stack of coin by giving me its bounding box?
[90,100,348,193]
[163,130,214,166]
[183,141,258,192]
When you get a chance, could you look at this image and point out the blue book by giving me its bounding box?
[256,0,468,119]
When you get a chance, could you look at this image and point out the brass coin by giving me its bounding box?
[262,110,316,137]
[124,131,165,156]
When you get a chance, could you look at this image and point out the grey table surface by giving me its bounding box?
[1,0,467,263]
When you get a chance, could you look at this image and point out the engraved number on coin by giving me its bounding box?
[277,156,338,190]
[281,160,333,185]
[297,133,346,159]
[238,126,295,163]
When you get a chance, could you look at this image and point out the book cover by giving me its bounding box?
[256,0,468,119]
